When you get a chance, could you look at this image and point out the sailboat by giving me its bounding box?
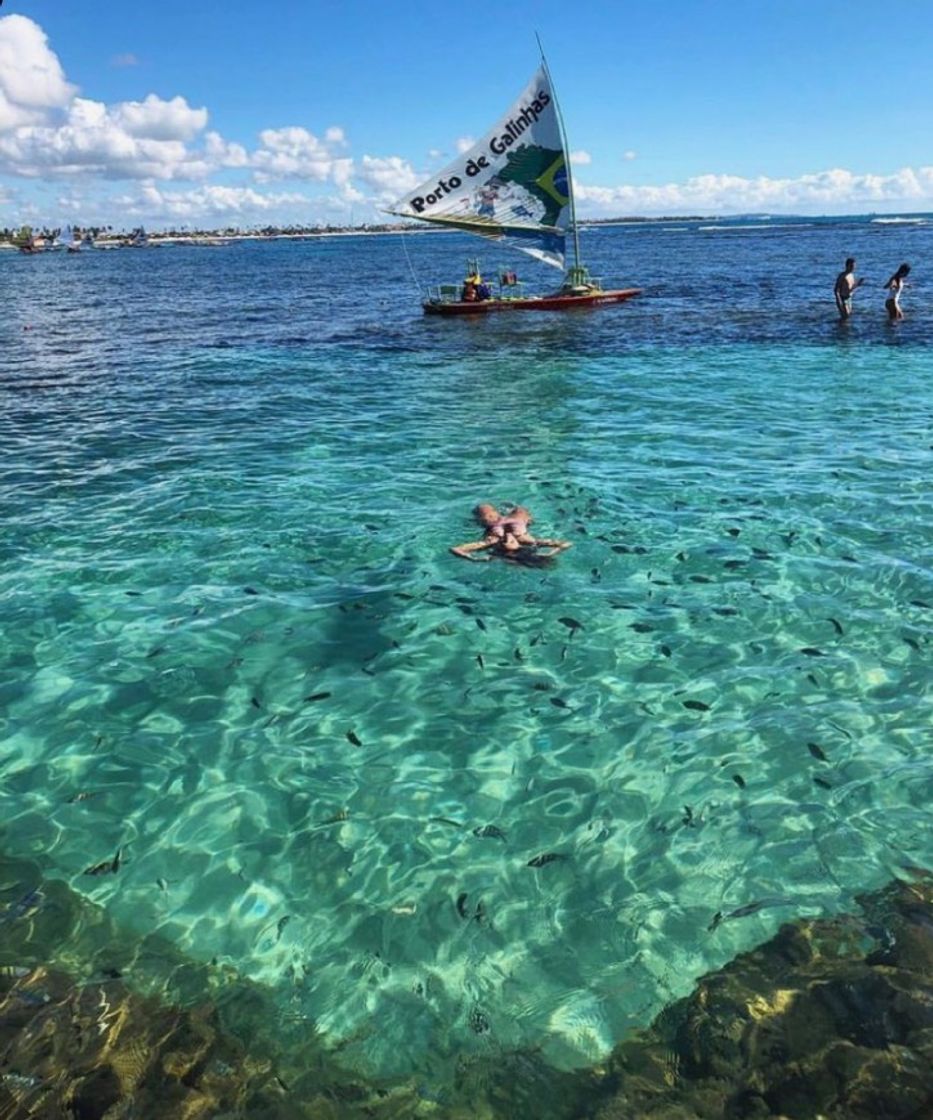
[389,59,640,315]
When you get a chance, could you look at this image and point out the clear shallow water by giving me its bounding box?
[1,218,932,1086]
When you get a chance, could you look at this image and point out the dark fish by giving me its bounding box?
[532,682,551,691]
[550,697,570,709]
[813,776,832,790]
[826,617,844,636]
[630,622,654,633]
[707,911,723,932]
[527,853,568,868]
[469,1007,491,1033]
[732,774,746,789]
[909,599,931,609]
[726,898,793,920]
[475,618,487,632]
[723,560,744,570]
[560,645,568,662]
[84,851,119,878]
[903,636,920,651]
[682,699,711,712]
[244,587,259,595]
[394,592,415,600]
[632,546,648,555]
[558,616,583,634]
[660,644,672,658]
[276,915,291,941]
[67,791,100,804]
[476,653,485,669]
[429,817,462,829]
[458,604,474,616]
[473,824,506,841]
[251,697,262,709]
[840,554,857,563]
[303,692,331,702]
[675,551,687,562]
[0,890,43,925]
[0,965,33,979]
[514,647,523,662]
[145,646,166,659]
[474,899,487,924]
[689,575,712,584]
[681,805,695,827]
[612,545,631,554]
[751,548,773,560]
[456,892,470,919]
[346,730,362,747]
[806,673,819,686]
[799,647,824,657]
[713,606,739,615]
[727,527,741,537]
[807,741,828,762]
[125,590,142,597]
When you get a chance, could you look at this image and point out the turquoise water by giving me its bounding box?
[2,221,932,1087]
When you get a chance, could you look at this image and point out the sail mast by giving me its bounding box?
[535,34,581,274]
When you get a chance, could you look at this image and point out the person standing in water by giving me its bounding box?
[884,263,911,321]
[834,257,865,320]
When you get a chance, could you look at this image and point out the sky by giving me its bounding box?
[1,0,932,228]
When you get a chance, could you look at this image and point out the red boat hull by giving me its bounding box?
[423,288,642,315]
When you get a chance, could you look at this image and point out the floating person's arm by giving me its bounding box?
[530,538,572,556]
[450,539,496,561]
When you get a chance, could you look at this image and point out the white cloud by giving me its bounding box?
[116,183,310,220]
[111,53,139,68]
[570,150,591,165]
[114,93,207,141]
[623,150,637,161]
[575,165,933,216]
[251,126,352,184]
[0,14,75,131]
[356,154,419,196]
[0,95,214,180]
[456,136,474,154]
[205,130,249,168]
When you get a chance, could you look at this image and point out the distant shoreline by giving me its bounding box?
[1,211,929,250]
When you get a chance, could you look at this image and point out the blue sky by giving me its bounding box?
[2,0,932,227]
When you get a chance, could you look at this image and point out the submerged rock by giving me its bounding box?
[592,876,933,1119]
[2,845,932,1119]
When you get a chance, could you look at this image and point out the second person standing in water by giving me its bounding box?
[884,263,911,321]
[834,257,865,320]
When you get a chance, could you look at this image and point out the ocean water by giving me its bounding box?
[1,216,932,1087]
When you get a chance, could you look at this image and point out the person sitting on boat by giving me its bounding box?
[450,503,571,564]
[461,276,479,302]
[475,278,492,300]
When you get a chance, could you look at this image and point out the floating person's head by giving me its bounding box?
[473,503,501,528]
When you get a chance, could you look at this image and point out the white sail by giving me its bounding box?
[390,66,570,269]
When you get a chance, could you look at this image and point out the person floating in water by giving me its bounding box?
[884,262,910,321]
[834,256,865,320]
[450,504,572,564]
